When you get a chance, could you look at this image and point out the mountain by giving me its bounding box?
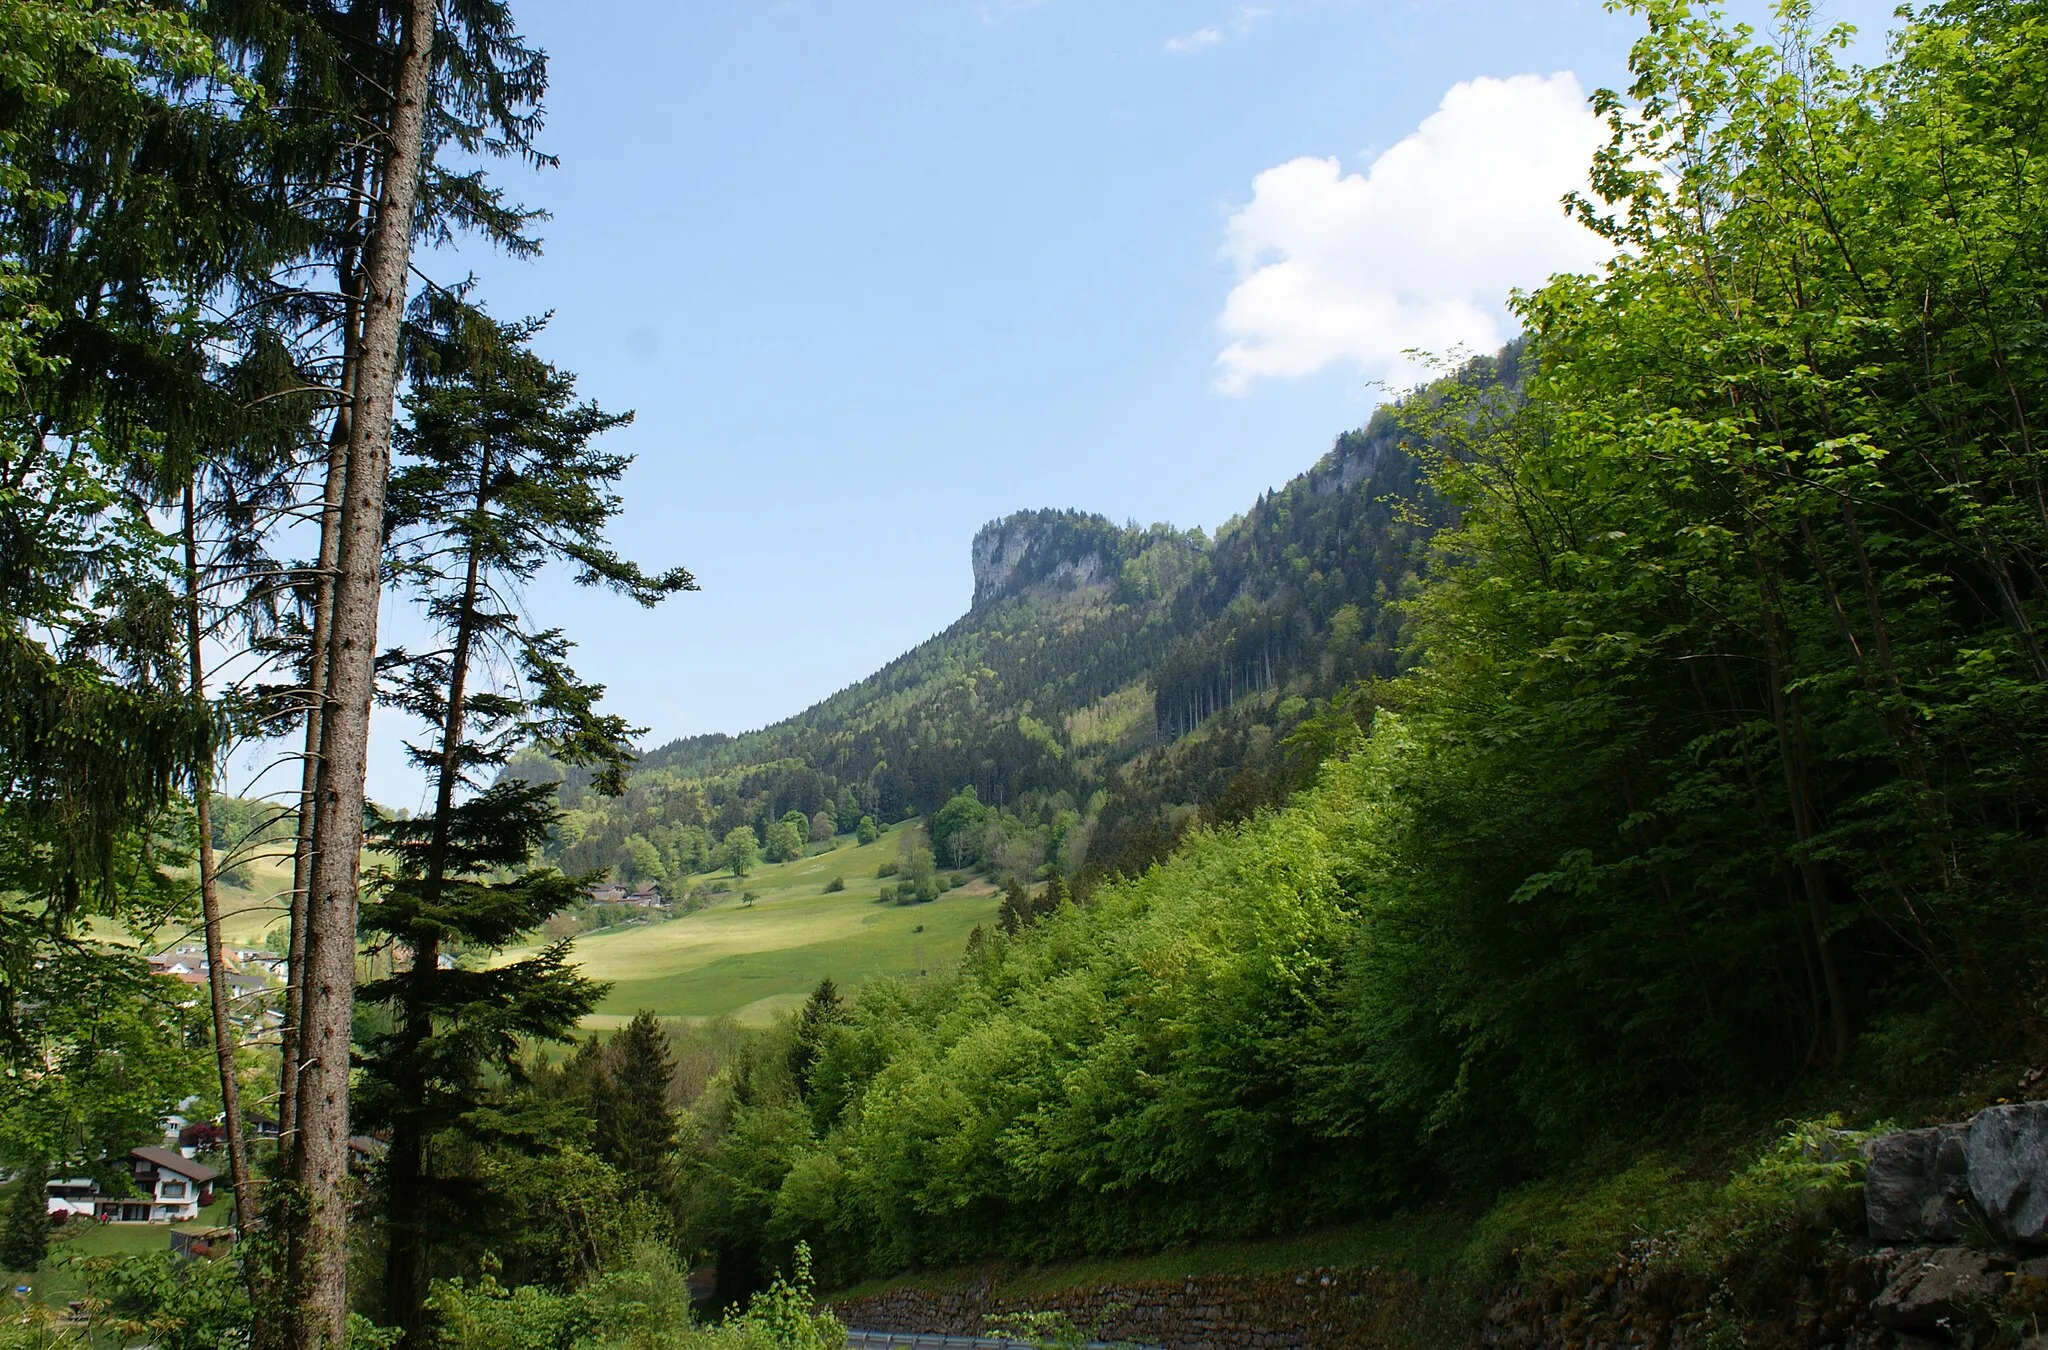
[527,346,1519,891]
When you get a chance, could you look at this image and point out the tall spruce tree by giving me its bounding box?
[184,0,559,1201]
[593,1012,679,1209]
[0,4,582,1339]
[787,978,845,1100]
[0,3,264,1050]
[251,4,564,1336]
[356,295,690,1342]
[0,1159,48,1273]
[0,11,342,1271]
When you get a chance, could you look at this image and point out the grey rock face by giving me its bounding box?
[1871,1247,2009,1331]
[970,519,1045,609]
[1968,1100,2048,1243]
[1865,1125,1972,1241]
[968,512,1116,610]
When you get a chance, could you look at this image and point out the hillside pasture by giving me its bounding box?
[513,824,1002,1027]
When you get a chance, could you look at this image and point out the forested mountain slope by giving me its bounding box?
[531,349,1513,888]
[671,4,2048,1308]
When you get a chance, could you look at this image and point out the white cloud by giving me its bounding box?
[1213,72,1611,395]
[1165,5,1270,53]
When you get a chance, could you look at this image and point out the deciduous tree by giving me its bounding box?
[723,828,761,879]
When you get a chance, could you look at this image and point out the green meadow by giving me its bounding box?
[508,824,1003,1027]
[0,1181,236,1310]
[117,822,1000,1028]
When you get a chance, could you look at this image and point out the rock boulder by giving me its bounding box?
[1871,1247,2009,1331]
[1865,1125,1972,1241]
[1968,1101,2048,1244]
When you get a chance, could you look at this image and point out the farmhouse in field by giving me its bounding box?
[45,1147,220,1222]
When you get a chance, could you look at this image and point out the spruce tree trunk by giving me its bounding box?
[281,394,347,1162]
[183,487,258,1238]
[282,148,368,1162]
[288,2,437,1342]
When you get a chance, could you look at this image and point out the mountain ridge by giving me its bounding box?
[534,345,1520,889]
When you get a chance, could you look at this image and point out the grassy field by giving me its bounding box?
[205,849,297,949]
[511,824,1003,1028]
[103,822,997,1028]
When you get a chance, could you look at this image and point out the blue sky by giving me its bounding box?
[355,0,1898,806]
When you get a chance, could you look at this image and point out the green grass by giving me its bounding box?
[0,1184,234,1310]
[508,825,1003,1028]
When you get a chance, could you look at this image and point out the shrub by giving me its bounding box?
[875,862,898,879]
[421,1240,842,1350]
[889,875,938,905]
[823,877,845,894]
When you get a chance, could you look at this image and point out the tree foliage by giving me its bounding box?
[588,1013,681,1211]
[359,297,685,1341]
[672,0,2048,1284]
[1,1158,49,1273]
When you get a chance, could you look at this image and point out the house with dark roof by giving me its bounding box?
[51,1147,220,1222]
[89,1148,219,1222]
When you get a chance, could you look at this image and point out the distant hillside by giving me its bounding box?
[501,822,998,1027]
[525,346,1518,889]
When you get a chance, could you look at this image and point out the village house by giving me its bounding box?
[147,955,209,989]
[587,882,628,905]
[44,1178,103,1219]
[46,1147,220,1222]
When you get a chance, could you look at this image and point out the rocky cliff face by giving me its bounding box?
[969,509,1122,610]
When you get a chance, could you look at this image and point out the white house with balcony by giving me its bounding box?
[45,1147,220,1222]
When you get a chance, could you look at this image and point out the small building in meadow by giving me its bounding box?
[45,1178,102,1219]
[48,1147,221,1222]
[107,1147,218,1222]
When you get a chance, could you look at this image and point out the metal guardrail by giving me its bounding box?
[842,1333,1158,1350]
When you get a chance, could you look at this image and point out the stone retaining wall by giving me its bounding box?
[832,1266,1429,1350]
[834,1244,2048,1349]
[833,1104,2048,1349]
